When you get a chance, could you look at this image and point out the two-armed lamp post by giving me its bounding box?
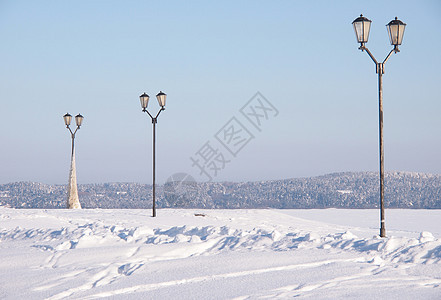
[352,15,406,237]
[63,113,84,209]
[139,91,167,217]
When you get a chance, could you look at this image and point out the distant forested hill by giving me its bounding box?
[1,172,440,209]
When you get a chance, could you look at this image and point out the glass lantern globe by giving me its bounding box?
[352,14,372,47]
[386,17,406,50]
[75,114,84,127]
[156,91,166,107]
[63,113,72,126]
[139,93,150,109]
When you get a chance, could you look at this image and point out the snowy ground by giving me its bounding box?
[1,208,441,299]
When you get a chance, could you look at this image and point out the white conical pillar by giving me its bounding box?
[67,151,82,209]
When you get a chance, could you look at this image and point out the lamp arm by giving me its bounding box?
[382,48,395,65]
[66,126,74,136]
[360,46,378,65]
[155,107,165,119]
[143,109,155,120]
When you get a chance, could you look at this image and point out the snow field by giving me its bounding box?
[0,208,440,299]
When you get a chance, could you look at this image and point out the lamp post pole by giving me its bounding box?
[139,91,167,217]
[378,61,385,238]
[63,113,84,209]
[352,15,406,237]
[69,122,77,157]
[152,117,156,217]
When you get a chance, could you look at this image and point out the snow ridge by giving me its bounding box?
[2,222,440,265]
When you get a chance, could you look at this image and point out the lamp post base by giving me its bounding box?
[380,226,386,238]
[67,151,82,209]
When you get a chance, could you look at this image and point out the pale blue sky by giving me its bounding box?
[1,0,440,184]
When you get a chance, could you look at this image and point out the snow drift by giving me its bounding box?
[0,208,440,299]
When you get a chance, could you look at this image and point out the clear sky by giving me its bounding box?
[1,0,440,184]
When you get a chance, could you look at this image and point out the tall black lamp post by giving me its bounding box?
[352,15,406,237]
[139,91,166,217]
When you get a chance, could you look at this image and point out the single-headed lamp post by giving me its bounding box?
[139,91,166,217]
[63,113,84,209]
[352,15,406,238]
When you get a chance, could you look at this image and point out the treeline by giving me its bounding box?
[0,172,440,209]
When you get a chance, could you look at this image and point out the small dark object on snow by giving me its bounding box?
[194,213,206,217]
